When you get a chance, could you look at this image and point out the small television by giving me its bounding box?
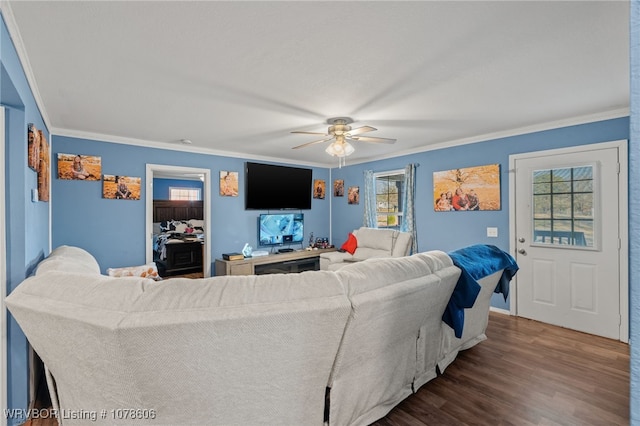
[245,162,312,210]
[258,213,304,247]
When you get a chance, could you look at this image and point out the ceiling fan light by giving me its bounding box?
[325,142,340,156]
[343,141,355,156]
[325,141,355,157]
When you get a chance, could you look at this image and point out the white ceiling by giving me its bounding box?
[3,1,630,167]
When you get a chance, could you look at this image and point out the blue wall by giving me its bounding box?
[51,136,330,273]
[153,177,203,200]
[331,117,630,311]
[1,13,51,425]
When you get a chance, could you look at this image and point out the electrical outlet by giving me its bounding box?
[487,227,498,237]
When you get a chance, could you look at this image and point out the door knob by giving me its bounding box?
[518,237,525,243]
[518,249,526,255]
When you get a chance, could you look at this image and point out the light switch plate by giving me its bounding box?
[31,188,38,202]
[487,227,498,237]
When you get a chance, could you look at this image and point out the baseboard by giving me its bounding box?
[489,307,510,315]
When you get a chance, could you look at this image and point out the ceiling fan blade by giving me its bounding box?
[292,137,335,149]
[291,131,329,136]
[346,126,377,137]
[350,136,396,144]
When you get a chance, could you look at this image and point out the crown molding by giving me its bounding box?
[54,107,629,172]
[338,107,630,168]
[0,2,52,132]
[52,127,331,169]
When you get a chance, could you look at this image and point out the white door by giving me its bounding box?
[512,141,627,341]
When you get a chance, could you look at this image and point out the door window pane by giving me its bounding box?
[531,165,594,247]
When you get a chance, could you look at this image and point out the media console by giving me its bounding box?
[214,248,336,276]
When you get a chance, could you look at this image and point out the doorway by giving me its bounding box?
[145,164,211,277]
[509,140,628,341]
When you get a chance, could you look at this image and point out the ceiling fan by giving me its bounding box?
[291,118,396,164]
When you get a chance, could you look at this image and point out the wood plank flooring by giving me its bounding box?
[372,312,629,426]
[25,312,629,426]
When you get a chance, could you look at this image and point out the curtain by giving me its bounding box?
[400,163,418,254]
[363,170,377,228]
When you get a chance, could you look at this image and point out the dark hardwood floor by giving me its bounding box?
[372,312,629,426]
[26,312,629,426]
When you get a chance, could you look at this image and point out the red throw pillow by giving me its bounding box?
[341,233,358,255]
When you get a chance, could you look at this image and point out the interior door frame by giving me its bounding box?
[509,140,629,342]
[1,106,7,426]
[145,164,212,277]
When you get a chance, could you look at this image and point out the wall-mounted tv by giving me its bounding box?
[245,162,312,210]
[258,213,304,247]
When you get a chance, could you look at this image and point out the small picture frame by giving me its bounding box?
[333,179,344,197]
[348,186,360,205]
[103,175,141,200]
[313,179,326,199]
[220,171,239,197]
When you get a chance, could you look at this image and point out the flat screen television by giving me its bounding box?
[258,213,304,247]
[245,162,312,210]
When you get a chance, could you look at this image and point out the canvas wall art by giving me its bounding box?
[313,179,326,199]
[333,179,344,197]
[103,175,141,200]
[220,171,239,196]
[433,164,501,211]
[348,186,360,205]
[57,153,101,180]
[37,130,50,202]
[27,123,40,171]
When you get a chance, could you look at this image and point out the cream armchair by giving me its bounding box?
[320,227,413,271]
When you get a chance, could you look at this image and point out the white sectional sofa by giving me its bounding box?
[6,245,511,426]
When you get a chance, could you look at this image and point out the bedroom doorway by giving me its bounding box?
[509,140,628,341]
[145,164,212,277]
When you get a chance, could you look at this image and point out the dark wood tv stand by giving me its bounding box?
[214,248,336,276]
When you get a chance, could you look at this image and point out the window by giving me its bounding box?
[375,170,405,229]
[169,187,201,201]
[532,165,595,248]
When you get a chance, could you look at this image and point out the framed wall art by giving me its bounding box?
[219,171,239,196]
[333,179,344,197]
[57,153,101,180]
[37,130,49,202]
[103,175,141,200]
[348,186,360,205]
[433,163,501,211]
[313,179,326,199]
[27,123,40,171]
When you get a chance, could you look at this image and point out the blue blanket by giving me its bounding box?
[443,245,519,338]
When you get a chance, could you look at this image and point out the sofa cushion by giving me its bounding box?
[351,247,392,261]
[392,231,413,256]
[35,245,101,276]
[354,227,395,253]
[341,232,358,254]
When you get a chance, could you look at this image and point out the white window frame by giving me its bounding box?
[169,187,201,201]
[374,169,405,229]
